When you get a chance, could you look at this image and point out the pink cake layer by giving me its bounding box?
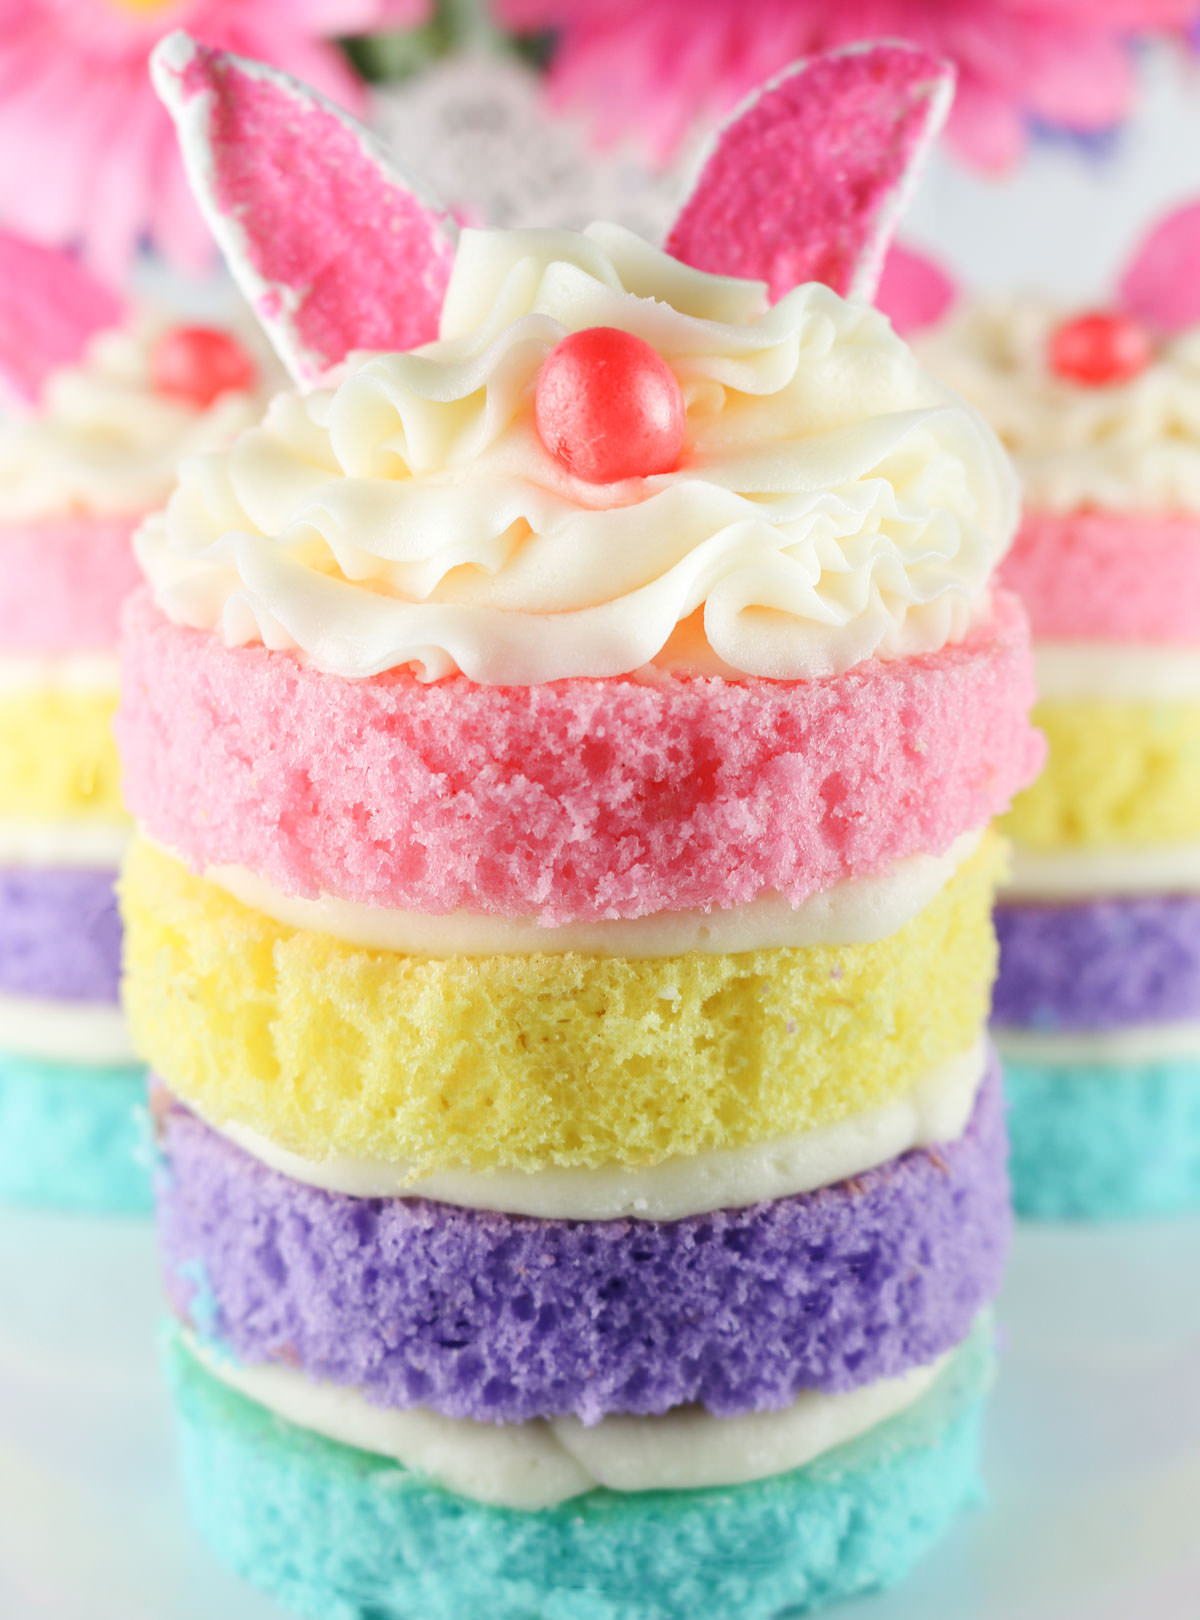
[117,589,1042,924]
[0,515,143,654]
[999,511,1200,644]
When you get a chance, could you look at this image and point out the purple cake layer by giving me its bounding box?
[994,894,1200,1032]
[0,867,122,1003]
[155,1053,1009,1427]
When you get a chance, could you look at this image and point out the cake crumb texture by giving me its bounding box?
[1005,1054,1200,1220]
[123,839,1001,1173]
[1002,698,1200,850]
[0,688,124,819]
[117,589,1041,921]
[0,1051,151,1212]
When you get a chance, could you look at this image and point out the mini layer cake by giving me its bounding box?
[119,38,1041,1619]
[924,211,1200,1218]
[0,232,263,1212]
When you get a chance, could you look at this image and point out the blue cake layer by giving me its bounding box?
[165,1323,992,1620]
[1004,1052,1200,1220]
[0,1050,151,1214]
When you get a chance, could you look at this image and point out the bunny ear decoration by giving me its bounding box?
[151,33,458,386]
[875,243,958,336]
[0,231,124,407]
[666,42,955,306]
[1119,200,1200,336]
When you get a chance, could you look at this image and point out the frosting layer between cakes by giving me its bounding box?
[165,1318,991,1620]
[208,1043,985,1217]
[157,1057,1006,1424]
[118,589,1039,922]
[123,836,1001,1172]
[186,1332,947,1507]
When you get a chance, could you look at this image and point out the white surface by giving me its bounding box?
[0,1209,1198,1620]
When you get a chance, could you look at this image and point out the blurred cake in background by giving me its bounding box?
[0,230,266,1213]
[923,202,1200,1218]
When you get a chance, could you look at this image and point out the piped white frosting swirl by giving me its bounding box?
[919,297,1200,516]
[0,313,265,523]
[138,224,1016,685]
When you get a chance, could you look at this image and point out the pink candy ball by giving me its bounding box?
[1047,311,1154,388]
[151,326,257,408]
[535,327,686,484]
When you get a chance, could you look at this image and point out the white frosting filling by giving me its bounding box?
[1035,642,1200,702]
[0,656,120,696]
[0,992,135,1064]
[0,821,129,868]
[0,313,264,523]
[211,1040,986,1220]
[197,828,983,959]
[919,297,1200,515]
[185,1332,947,1510]
[137,224,1016,685]
[1004,843,1200,900]
[996,1022,1200,1066]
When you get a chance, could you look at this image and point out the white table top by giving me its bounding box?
[1,1208,1198,1620]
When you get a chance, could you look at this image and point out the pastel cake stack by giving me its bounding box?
[117,37,1043,1618]
[926,221,1200,1219]
[0,233,261,1211]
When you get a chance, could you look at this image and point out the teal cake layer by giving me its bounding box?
[1006,1053,1200,1220]
[0,1051,151,1214]
[165,1323,992,1620]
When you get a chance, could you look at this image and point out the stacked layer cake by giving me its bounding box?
[119,36,1044,1616]
[926,276,1200,1218]
[0,236,262,1211]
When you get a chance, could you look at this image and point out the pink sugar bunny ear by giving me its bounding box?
[1118,200,1200,336]
[0,230,124,407]
[151,32,458,386]
[666,42,955,305]
[875,243,957,336]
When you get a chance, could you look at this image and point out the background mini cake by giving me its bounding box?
[923,204,1200,1219]
[0,233,264,1213]
[116,38,1041,1620]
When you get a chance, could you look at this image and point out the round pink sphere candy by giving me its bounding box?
[152,326,257,408]
[535,327,686,483]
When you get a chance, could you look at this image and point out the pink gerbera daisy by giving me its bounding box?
[0,0,429,278]
[498,0,1197,171]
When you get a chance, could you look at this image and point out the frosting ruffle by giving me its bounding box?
[137,225,1016,685]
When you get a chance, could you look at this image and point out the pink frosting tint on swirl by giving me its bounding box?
[1000,511,1200,645]
[0,515,142,654]
[117,590,1041,923]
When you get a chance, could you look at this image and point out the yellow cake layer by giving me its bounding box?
[121,836,1003,1175]
[0,690,124,820]
[1002,698,1200,851]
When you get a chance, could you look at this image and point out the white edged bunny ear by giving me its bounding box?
[0,230,124,406]
[1119,199,1200,335]
[151,32,459,386]
[666,42,954,305]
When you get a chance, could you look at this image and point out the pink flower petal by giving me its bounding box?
[0,230,123,405]
[875,242,957,336]
[666,43,954,304]
[1119,200,1200,334]
[152,32,457,383]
